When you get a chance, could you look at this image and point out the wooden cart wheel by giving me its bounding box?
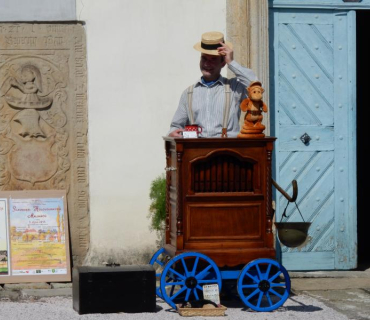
[237,258,291,312]
[149,247,170,299]
[160,252,222,309]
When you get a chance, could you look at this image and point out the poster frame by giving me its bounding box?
[0,190,71,284]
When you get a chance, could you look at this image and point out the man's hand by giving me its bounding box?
[217,42,233,64]
[169,129,183,137]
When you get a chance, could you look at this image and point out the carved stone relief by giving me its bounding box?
[0,24,89,265]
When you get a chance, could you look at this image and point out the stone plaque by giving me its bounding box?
[0,24,89,265]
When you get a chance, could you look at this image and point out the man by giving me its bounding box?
[168,31,258,138]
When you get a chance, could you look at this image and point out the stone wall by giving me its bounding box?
[0,23,89,265]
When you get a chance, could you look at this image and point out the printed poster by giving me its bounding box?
[9,197,67,276]
[203,284,220,305]
[0,199,9,276]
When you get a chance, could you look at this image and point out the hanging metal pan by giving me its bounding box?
[274,222,311,248]
[272,179,311,248]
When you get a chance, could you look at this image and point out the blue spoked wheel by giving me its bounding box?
[149,247,171,299]
[160,252,222,309]
[237,258,291,312]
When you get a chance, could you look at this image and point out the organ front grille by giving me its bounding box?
[192,154,255,193]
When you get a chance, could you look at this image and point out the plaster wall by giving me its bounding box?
[0,0,227,265]
[77,0,227,264]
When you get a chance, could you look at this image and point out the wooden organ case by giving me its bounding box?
[164,137,276,267]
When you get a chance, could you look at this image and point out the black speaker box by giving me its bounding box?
[73,265,156,314]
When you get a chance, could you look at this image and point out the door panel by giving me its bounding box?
[272,9,357,270]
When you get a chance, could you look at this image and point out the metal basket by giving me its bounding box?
[272,179,311,248]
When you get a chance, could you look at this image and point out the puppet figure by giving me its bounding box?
[238,81,268,138]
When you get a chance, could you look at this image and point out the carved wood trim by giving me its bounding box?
[266,147,273,233]
[176,150,183,237]
[165,141,171,243]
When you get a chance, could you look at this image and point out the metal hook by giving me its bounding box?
[272,179,306,223]
[272,179,298,202]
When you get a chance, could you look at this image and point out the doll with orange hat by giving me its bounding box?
[238,81,268,138]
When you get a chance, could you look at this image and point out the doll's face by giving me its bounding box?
[248,86,264,101]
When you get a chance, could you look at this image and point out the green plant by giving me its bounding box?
[148,174,166,231]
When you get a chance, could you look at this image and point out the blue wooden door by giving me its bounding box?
[271,9,357,270]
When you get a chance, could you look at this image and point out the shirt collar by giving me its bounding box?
[195,75,225,87]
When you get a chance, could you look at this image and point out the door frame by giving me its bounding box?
[269,4,357,269]
[226,0,364,269]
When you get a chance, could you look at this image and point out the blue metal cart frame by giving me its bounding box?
[150,248,291,312]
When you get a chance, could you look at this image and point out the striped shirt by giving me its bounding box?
[168,60,258,137]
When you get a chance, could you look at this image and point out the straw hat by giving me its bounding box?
[193,31,233,56]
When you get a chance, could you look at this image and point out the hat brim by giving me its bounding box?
[193,41,233,56]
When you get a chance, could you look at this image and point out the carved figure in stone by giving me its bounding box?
[1,64,53,140]
[238,81,268,139]
[1,64,52,110]
[0,59,69,189]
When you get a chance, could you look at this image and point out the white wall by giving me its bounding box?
[0,0,227,264]
[77,0,227,263]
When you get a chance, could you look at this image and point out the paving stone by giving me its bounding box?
[290,270,370,279]
[0,289,20,301]
[4,282,51,290]
[50,282,72,289]
[291,278,370,291]
[20,288,72,298]
[302,289,370,320]
[362,287,370,294]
